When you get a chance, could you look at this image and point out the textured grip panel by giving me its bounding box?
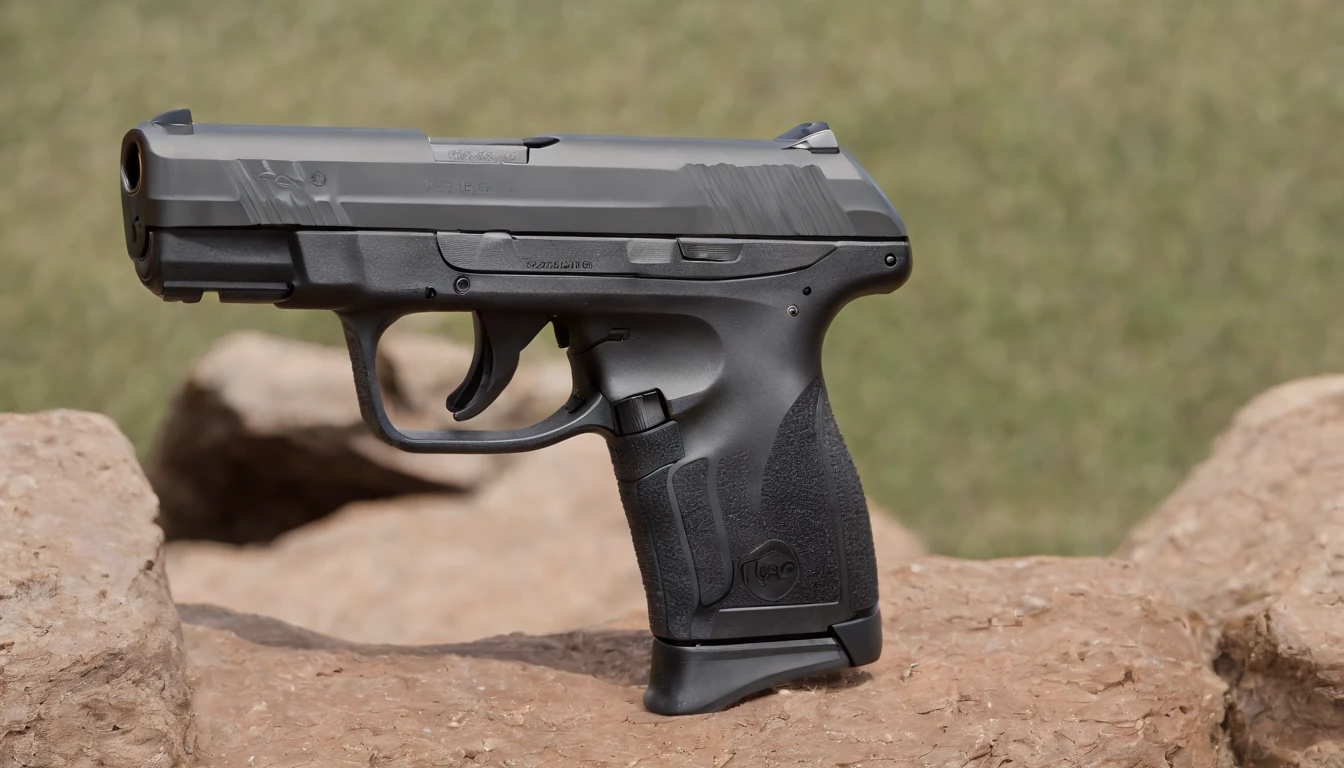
[608,379,877,642]
[608,420,684,482]
[671,459,731,605]
[715,449,764,564]
[720,380,841,608]
[616,466,696,638]
[818,389,879,613]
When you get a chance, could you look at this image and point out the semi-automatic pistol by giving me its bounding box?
[119,110,912,715]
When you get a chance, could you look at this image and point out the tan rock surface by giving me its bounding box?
[166,433,924,645]
[0,411,192,767]
[1118,375,1344,628]
[1119,375,1344,766]
[1217,515,1344,768]
[146,331,571,544]
[182,558,1229,767]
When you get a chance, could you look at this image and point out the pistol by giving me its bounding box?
[119,109,912,715]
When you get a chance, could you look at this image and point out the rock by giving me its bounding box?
[146,330,572,544]
[1117,375,1344,633]
[1118,376,1344,767]
[181,558,1229,767]
[165,434,638,644]
[1216,518,1344,768]
[166,433,925,645]
[0,411,192,768]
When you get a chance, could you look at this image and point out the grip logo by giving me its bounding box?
[741,540,799,602]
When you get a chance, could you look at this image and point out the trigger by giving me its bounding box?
[446,311,550,421]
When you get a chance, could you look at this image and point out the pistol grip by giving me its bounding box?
[607,380,882,715]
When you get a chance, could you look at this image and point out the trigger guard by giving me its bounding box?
[338,309,615,454]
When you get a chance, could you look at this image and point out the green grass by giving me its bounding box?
[2,0,1342,557]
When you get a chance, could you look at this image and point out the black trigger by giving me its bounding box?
[445,314,492,415]
[446,311,550,421]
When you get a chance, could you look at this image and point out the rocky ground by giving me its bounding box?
[0,411,192,767]
[1,332,1341,766]
[1117,376,1344,767]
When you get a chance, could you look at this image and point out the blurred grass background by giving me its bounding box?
[2,0,1342,557]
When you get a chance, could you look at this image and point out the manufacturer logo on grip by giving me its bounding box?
[741,540,799,602]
